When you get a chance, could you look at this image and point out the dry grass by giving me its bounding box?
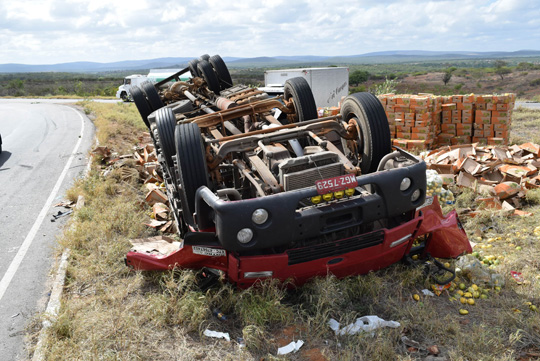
[511,107,540,145]
[35,105,540,360]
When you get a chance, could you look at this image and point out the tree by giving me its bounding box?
[349,70,370,85]
[442,67,456,86]
[494,60,512,80]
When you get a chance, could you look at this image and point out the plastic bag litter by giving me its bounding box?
[426,169,455,204]
[456,255,505,287]
[422,289,435,297]
[329,316,400,336]
[203,329,230,342]
[277,340,304,355]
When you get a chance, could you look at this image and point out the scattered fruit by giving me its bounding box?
[464,292,473,298]
[467,298,475,305]
[480,294,488,300]
[460,297,467,304]
[516,246,522,251]
[459,309,469,315]
[459,283,466,290]
[530,305,538,312]
[413,294,420,301]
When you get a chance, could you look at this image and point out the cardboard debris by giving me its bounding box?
[424,142,540,215]
[144,219,168,228]
[145,189,168,206]
[129,236,181,256]
[152,202,170,221]
[92,146,111,158]
[96,141,177,233]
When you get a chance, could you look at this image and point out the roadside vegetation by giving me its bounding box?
[0,72,124,97]
[31,101,540,360]
[3,58,540,100]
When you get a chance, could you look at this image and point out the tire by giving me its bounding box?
[131,86,152,128]
[175,123,209,226]
[120,92,128,102]
[284,77,318,122]
[209,54,233,90]
[189,59,200,77]
[199,54,210,61]
[141,81,164,111]
[197,60,221,94]
[340,92,392,174]
[155,107,177,169]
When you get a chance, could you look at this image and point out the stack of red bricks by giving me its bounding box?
[378,93,516,151]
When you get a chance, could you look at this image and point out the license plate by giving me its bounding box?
[315,174,357,195]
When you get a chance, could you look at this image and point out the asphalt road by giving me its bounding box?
[0,100,95,360]
[516,101,540,110]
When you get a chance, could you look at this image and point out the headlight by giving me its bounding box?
[311,195,322,204]
[411,189,421,202]
[322,193,333,202]
[345,188,355,196]
[237,228,253,244]
[400,177,412,191]
[334,190,344,199]
[252,208,269,225]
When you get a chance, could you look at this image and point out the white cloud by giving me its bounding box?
[0,0,538,64]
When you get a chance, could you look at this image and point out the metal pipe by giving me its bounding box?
[183,89,214,114]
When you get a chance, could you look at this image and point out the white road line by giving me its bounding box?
[0,106,85,302]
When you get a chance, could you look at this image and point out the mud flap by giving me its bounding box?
[415,197,472,259]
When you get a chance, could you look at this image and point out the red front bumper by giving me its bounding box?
[125,197,471,288]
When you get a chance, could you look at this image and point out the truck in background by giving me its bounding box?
[116,69,191,101]
[258,67,349,108]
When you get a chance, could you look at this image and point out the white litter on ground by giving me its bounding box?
[329,315,400,336]
[277,340,304,355]
[422,289,435,296]
[203,329,230,342]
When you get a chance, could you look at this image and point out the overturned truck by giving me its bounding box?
[126,54,471,288]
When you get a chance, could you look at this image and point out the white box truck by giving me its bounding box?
[116,69,191,101]
[259,67,349,108]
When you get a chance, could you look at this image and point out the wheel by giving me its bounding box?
[141,81,164,111]
[199,54,210,61]
[340,92,392,174]
[175,123,209,226]
[209,54,233,90]
[284,77,318,122]
[120,92,128,102]
[197,60,221,94]
[155,107,177,169]
[131,86,152,128]
[188,59,201,77]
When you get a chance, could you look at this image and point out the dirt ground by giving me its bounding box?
[396,70,540,99]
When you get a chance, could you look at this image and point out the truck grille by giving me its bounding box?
[279,151,343,191]
[286,230,385,265]
[283,163,342,191]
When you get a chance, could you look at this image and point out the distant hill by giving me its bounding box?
[1,51,540,73]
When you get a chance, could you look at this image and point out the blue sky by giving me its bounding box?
[0,0,538,64]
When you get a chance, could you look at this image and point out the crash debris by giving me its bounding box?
[91,140,178,234]
[423,142,540,216]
